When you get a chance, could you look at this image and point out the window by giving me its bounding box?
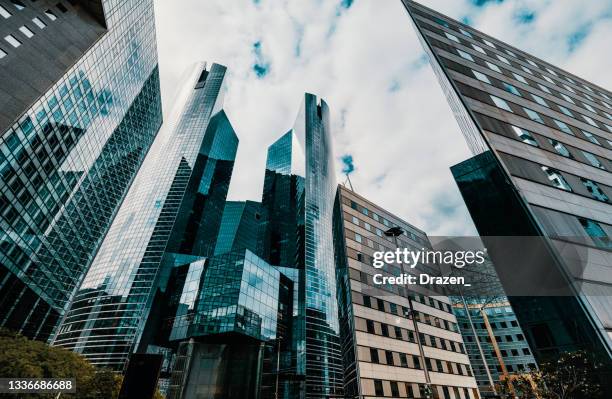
[581,179,609,202]
[503,82,521,96]
[32,17,46,29]
[483,38,496,48]
[457,49,473,61]
[56,3,68,13]
[566,77,575,84]
[524,107,544,123]
[583,103,596,113]
[370,348,379,363]
[558,105,574,117]
[553,119,573,135]
[385,350,394,365]
[352,216,359,224]
[581,130,601,145]
[354,233,362,243]
[527,59,538,67]
[582,151,605,169]
[11,0,25,10]
[564,84,575,93]
[472,44,486,54]
[0,5,11,18]
[538,83,551,94]
[521,65,533,75]
[523,348,531,355]
[381,324,389,337]
[582,115,598,127]
[472,70,490,84]
[541,166,572,191]
[444,32,460,43]
[506,49,517,57]
[399,353,408,367]
[4,35,21,48]
[513,73,528,85]
[512,126,538,146]
[390,381,400,397]
[560,93,574,104]
[486,61,502,73]
[605,124,612,133]
[366,320,375,334]
[546,68,557,76]
[532,94,548,107]
[584,84,593,92]
[45,9,57,20]
[602,101,612,109]
[579,218,611,248]
[584,93,594,102]
[363,295,371,307]
[0,48,6,59]
[497,54,511,64]
[548,139,573,158]
[374,380,384,396]
[543,75,555,84]
[491,95,512,112]
[19,26,34,38]
[459,28,472,38]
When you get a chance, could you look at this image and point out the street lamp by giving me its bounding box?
[384,227,434,399]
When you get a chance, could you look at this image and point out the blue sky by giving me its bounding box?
[153,0,612,236]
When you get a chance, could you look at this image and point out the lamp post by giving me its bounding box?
[384,226,433,399]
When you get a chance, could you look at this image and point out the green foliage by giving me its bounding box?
[0,328,122,399]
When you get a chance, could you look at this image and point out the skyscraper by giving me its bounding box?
[53,63,237,371]
[0,0,162,342]
[401,0,612,387]
[335,185,480,399]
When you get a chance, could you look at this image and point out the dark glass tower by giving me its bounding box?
[53,63,236,371]
[0,0,162,342]
[401,0,612,390]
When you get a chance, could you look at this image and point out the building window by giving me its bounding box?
[352,215,359,225]
[472,44,486,54]
[513,73,528,85]
[399,353,408,367]
[57,3,69,13]
[582,115,598,127]
[366,320,375,334]
[374,380,384,396]
[581,179,609,202]
[486,61,502,74]
[548,139,573,158]
[543,75,555,84]
[459,28,472,38]
[527,59,538,67]
[531,94,548,107]
[512,126,538,146]
[583,103,596,113]
[483,38,496,48]
[0,48,6,59]
[385,350,394,365]
[11,0,25,10]
[503,82,521,96]
[458,49,474,61]
[581,130,600,145]
[0,5,11,18]
[579,218,611,249]
[491,95,513,112]
[538,83,551,94]
[553,119,573,135]
[4,35,21,48]
[472,70,490,84]
[505,49,517,57]
[390,381,400,397]
[560,93,574,104]
[444,32,460,43]
[354,233,362,243]
[524,107,544,123]
[582,151,605,169]
[497,54,511,64]
[19,26,34,38]
[564,84,575,93]
[522,65,533,75]
[45,9,57,20]
[541,166,572,191]
[32,17,46,29]
[558,105,574,117]
[370,348,379,363]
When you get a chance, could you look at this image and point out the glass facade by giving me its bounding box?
[53,63,237,370]
[0,0,161,342]
[403,1,612,393]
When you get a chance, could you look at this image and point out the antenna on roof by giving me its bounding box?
[341,154,355,191]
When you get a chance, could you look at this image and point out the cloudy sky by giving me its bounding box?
[153,0,612,236]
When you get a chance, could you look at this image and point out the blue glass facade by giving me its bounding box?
[53,63,237,370]
[0,0,161,342]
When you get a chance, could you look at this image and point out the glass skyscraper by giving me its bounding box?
[53,63,237,371]
[401,0,612,392]
[0,0,161,342]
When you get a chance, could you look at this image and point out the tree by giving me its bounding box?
[0,328,122,399]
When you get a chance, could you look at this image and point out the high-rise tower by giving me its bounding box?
[0,0,162,342]
[53,63,237,371]
[401,0,612,390]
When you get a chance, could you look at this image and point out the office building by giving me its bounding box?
[0,0,162,342]
[336,185,479,399]
[53,63,236,370]
[452,298,536,397]
[401,0,612,389]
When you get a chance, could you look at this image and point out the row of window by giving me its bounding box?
[367,378,475,399]
[356,316,466,355]
[452,57,612,150]
[460,319,518,330]
[414,6,612,111]
[362,345,472,377]
[540,165,609,202]
[0,2,63,59]
[463,332,525,344]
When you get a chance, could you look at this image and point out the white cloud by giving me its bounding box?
[153,0,612,236]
